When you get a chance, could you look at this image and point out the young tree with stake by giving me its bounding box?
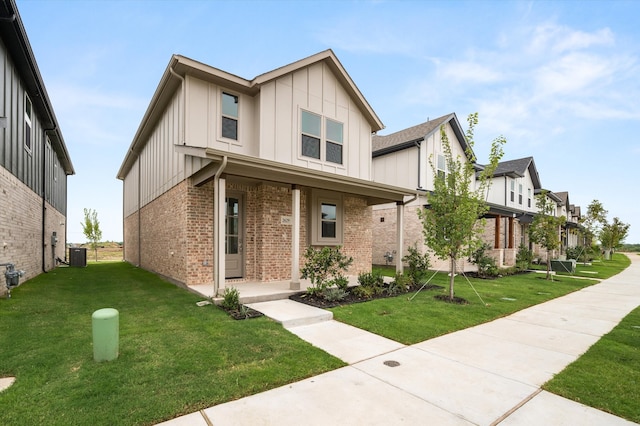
[81,208,102,262]
[419,113,505,301]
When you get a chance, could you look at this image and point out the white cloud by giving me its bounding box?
[529,23,615,55]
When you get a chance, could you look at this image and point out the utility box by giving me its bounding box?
[69,247,87,267]
[92,308,119,362]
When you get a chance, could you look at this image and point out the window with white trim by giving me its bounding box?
[221,92,238,140]
[518,183,523,205]
[311,190,343,245]
[24,94,32,152]
[437,154,446,180]
[510,179,515,202]
[301,110,344,165]
[527,188,532,208]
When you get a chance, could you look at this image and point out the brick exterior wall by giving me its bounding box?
[1,166,67,296]
[123,178,374,287]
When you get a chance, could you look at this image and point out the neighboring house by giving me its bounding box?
[117,50,411,295]
[371,113,476,272]
[0,0,74,296]
[552,191,582,256]
[481,157,542,267]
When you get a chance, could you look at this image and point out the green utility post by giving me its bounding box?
[92,308,119,362]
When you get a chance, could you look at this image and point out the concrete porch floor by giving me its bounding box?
[189,275,364,304]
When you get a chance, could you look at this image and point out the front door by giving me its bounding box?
[225,194,243,278]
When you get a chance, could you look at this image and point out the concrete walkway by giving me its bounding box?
[159,254,640,425]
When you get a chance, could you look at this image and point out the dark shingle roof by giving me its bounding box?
[491,156,541,189]
[372,114,451,152]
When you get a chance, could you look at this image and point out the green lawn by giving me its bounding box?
[0,263,344,426]
[332,270,599,344]
[544,305,640,423]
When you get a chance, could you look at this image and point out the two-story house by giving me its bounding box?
[481,157,542,267]
[117,50,411,296]
[0,0,74,296]
[552,191,582,256]
[371,113,476,272]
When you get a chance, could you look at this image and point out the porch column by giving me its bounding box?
[214,176,226,296]
[494,215,501,248]
[290,186,301,290]
[396,202,404,274]
[508,216,514,249]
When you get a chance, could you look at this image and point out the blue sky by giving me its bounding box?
[18,0,640,244]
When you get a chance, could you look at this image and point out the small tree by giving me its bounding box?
[300,246,353,298]
[580,200,607,249]
[418,113,505,300]
[81,208,103,262]
[529,191,566,280]
[600,217,630,260]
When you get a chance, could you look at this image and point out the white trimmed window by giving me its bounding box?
[311,190,343,245]
[221,92,238,140]
[436,154,446,180]
[518,183,523,205]
[510,179,515,202]
[301,110,344,165]
[24,94,32,152]
[528,188,532,208]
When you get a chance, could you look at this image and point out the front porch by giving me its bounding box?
[189,275,363,304]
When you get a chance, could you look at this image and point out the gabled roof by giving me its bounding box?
[490,156,541,189]
[118,50,382,179]
[372,113,473,159]
[0,0,74,174]
[553,191,569,207]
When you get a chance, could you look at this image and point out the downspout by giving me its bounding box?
[137,153,141,267]
[213,156,228,296]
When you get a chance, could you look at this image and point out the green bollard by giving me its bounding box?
[92,308,119,362]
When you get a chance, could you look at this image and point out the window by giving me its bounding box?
[528,188,532,208]
[24,95,32,151]
[301,110,344,165]
[518,183,523,205]
[301,110,321,159]
[437,154,446,180]
[221,92,238,140]
[510,179,515,202]
[311,190,343,245]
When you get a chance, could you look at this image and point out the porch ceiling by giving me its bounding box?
[179,146,412,205]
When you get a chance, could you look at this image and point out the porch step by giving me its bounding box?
[246,299,333,328]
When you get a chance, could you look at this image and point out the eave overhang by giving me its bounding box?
[178,146,412,205]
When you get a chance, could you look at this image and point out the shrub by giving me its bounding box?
[357,271,385,295]
[516,243,533,270]
[387,272,410,296]
[352,285,375,299]
[221,287,240,311]
[402,245,430,286]
[323,287,347,302]
[468,242,499,277]
[300,246,353,296]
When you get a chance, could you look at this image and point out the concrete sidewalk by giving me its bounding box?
[159,255,640,425]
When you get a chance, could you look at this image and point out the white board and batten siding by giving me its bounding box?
[258,61,373,181]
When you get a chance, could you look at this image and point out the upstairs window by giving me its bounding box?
[24,95,32,152]
[518,183,523,205]
[221,92,238,140]
[528,188,532,208]
[301,110,344,165]
[510,179,515,202]
[325,119,343,164]
[437,154,446,180]
[301,110,321,159]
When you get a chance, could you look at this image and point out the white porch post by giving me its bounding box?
[214,176,226,296]
[290,186,301,290]
[396,201,404,274]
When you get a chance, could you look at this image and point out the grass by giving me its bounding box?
[332,270,599,345]
[544,304,640,423]
[0,262,344,426]
[528,252,631,279]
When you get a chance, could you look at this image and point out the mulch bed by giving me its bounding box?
[223,305,264,320]
[289,284,445,309]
